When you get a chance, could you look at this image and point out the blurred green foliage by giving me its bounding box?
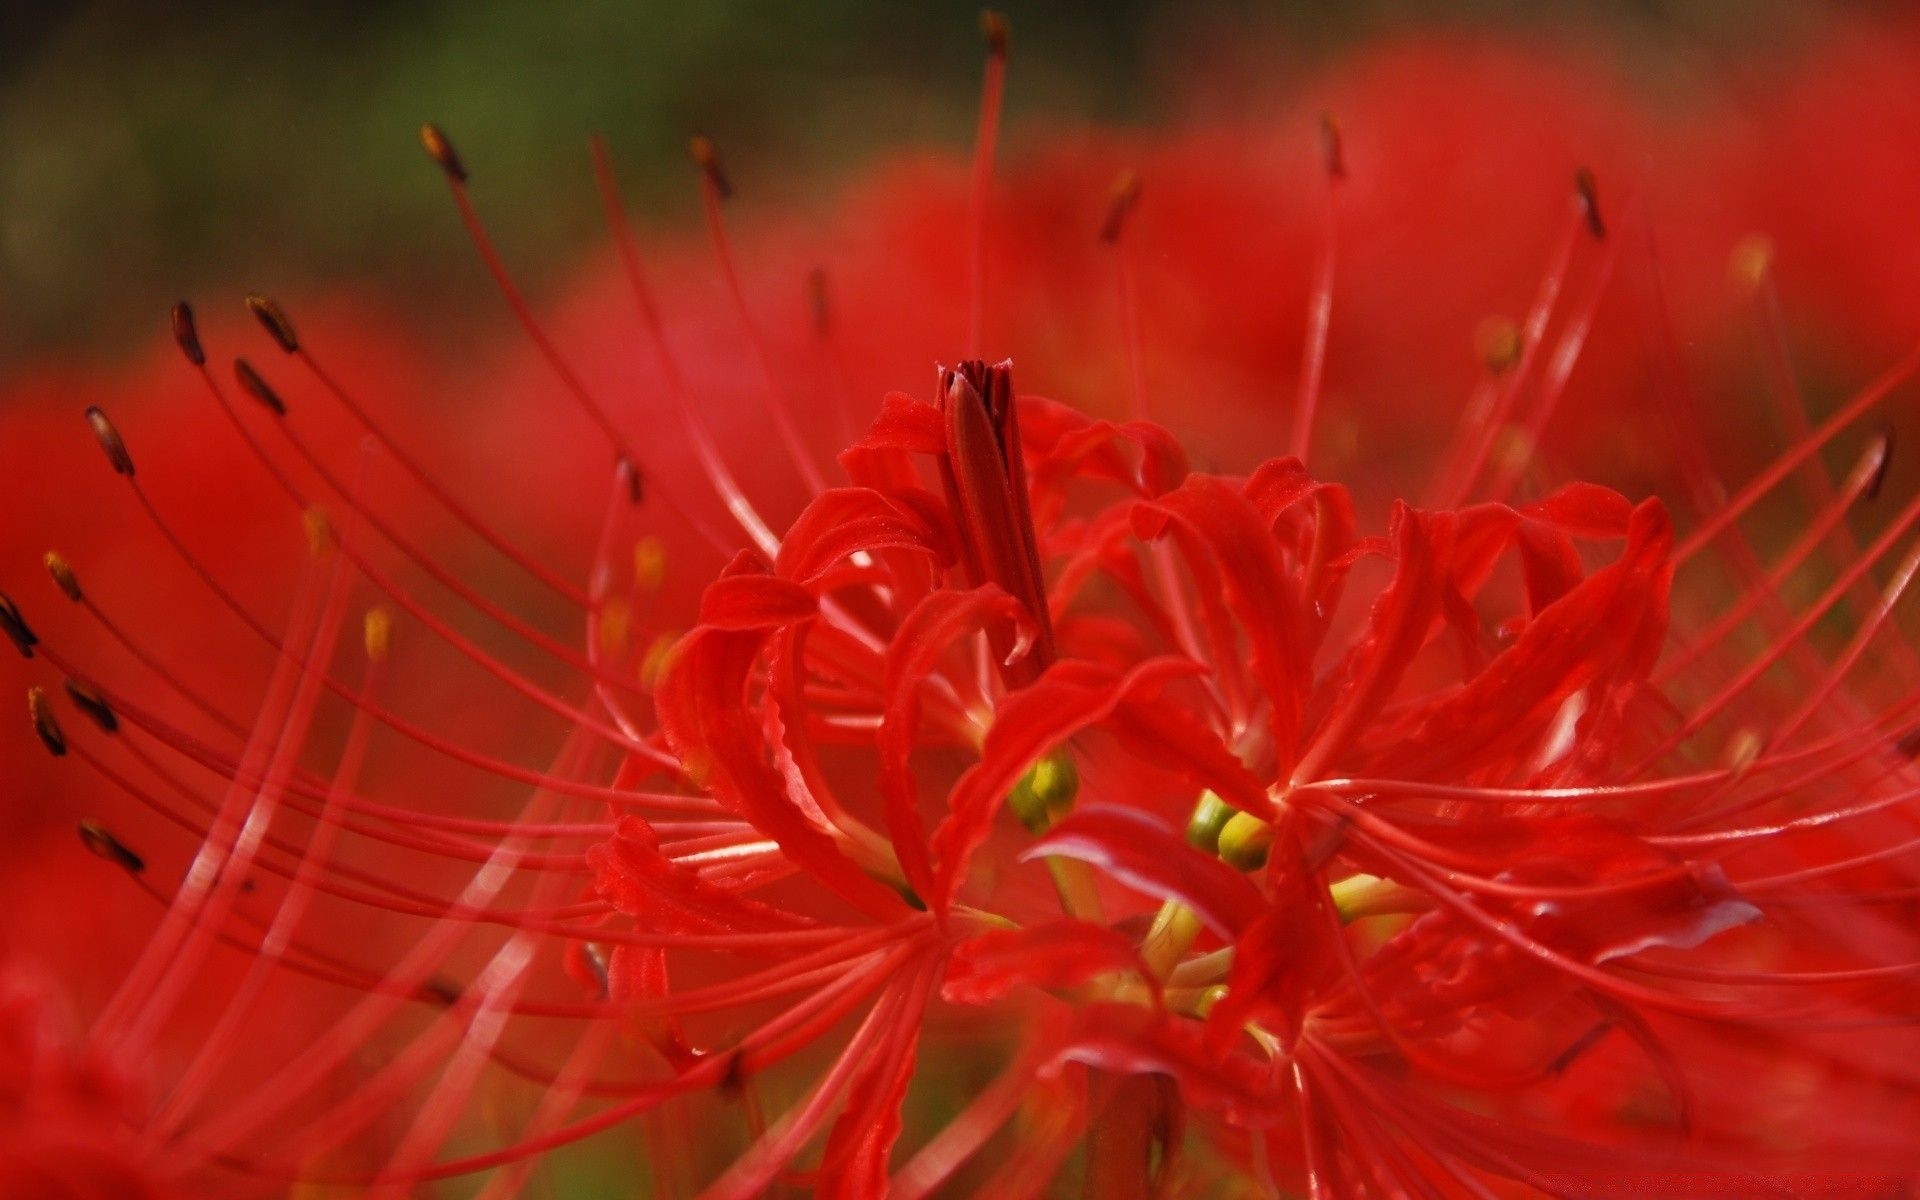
[0,0,1822,363]
[0,0,1155,362]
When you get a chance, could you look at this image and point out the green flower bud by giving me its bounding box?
[1217,811,1273,871]
[1185,790,1234,852]
[1008,751,1079,834]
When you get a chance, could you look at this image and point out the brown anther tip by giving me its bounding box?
[1574,168,1605,240]
[1870,422,1896,501]
[245,294,300,354]
[981,10,1010,57]
[807,267,832,341]
[42,553,81,603]
[29,686,65,757]
[1097,170,1144,245]
[64,679,117,734]
[579,942,611,997]
[170,301,206,366]
[718,1050,749,1095]
[0,593,36,659]
[423,976,463,1007]
[618,457,644,505]
[1546,1020,1613,1077]
[233,358,286,416]
[421,123,468,182]
[78,820,144,874]
[690,136,732,200]
[1319,113,1347,181]
[85,407,134,476]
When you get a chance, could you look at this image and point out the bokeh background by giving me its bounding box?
[0,0,1846,365]
[6,4,1920,1191]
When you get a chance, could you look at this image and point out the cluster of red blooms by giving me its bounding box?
[7,14,1920,1198]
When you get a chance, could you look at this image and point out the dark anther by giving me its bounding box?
[1548,1020,1614,1075]
[0,593,38,658]
[29,686,66,756]
[78,820,145,874]
[421,123,468,182]
[246,294,300,354]
[1869,423,1896,501]
[579,942,611,997]
[233,358,287,415]
[86,407,135,476]
[1098,170,1143,245]
[64,679,118,734]
[690,136,733,201]
[171,301,206,366]
[1319,113,1346,181]
[807,267,832,341]
[1574,168,1606,240]
[718,1050,750,1096]
[44,552,82,603]
[981,10,1009,57]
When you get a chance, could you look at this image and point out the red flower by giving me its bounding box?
[7,15,1920,1198]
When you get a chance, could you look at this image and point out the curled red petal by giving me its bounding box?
[880,586,1029,907]
[1043,1002,1285,1126]
[605,944,695,1067]
[696,573,819,631]
[1095,697,1271,817]
[655,626,907,921]
[845,389,944,456]
[1520,481,1636,539]
[1019,396,1189,512]
[942,919,1150,1006]
[1294,505,1454,782]
[1242,456,1317,523]
[928,656,1210,910]
[773,486,950,586]
[1132,474,1311,774]
[1375,499,1673,780]
[815,972,936,1199]
[1023,806,1264,939]
[1206,852,1341,1049]
[1513,516,1586,612]
[587,816,816,935]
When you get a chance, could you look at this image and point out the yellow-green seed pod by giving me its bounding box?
[1008,752,1079,834]
[1194,984,1230,1020]
[1185,791,1233,853]
[1217,811,1274,871]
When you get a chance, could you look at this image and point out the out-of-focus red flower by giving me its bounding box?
[7,15,1920,1198]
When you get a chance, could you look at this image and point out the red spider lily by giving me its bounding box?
[8,15,1920,1199]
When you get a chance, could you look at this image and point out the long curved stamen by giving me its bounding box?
[229,296,599,608]
[202,343,658,696]
[420,124,729,550]
[98,531,341,1058]
[967,12,1009,357]
[591,136,782,557]
[1290,114,1344,466]
[691,136,831,496]
[89,408,678,768]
